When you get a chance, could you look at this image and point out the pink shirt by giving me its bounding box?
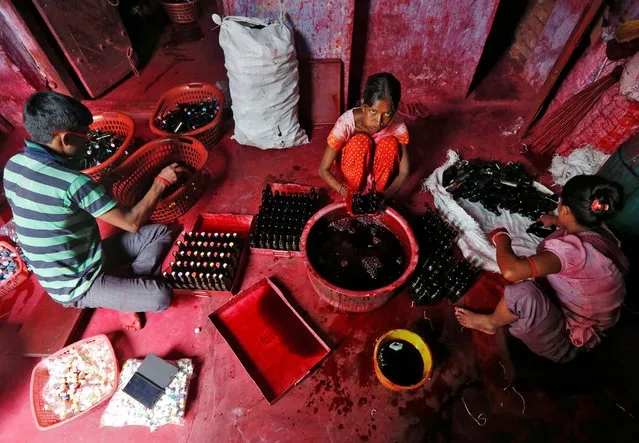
[327,108,409,151]
[541,230,626,348]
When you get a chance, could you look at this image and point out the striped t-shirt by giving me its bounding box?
[3,140,117,302]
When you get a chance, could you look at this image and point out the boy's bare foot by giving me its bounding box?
[119,312,142,331]
[455,307,496,335]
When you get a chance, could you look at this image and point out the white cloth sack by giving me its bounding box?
[549,145,611,186]
[213,13,309,149]
[422,150,550,272]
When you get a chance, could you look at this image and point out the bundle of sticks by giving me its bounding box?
[524,65,623,155]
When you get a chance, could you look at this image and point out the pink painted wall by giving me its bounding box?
[222,0,355,103]
[523,0,589,90]
[359,0,500,103]
[0,30,37,128]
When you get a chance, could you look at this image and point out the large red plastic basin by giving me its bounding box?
[300,202,419,312]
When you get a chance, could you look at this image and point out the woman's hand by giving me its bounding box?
[537,213,558,227]
[487,228,511,246]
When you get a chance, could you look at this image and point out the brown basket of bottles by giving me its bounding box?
[161,0,201,24]
[150,82,224,149]
[111,137,208,223]
[82,112,135,183]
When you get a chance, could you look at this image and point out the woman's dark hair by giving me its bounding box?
[561,175,624,227]
[362,72,401,112]
[23,91,93,144]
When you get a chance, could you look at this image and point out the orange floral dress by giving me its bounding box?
[327,108,409,192]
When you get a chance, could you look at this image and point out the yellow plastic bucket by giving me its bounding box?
[373,329,433,391]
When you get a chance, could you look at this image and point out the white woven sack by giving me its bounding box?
[621,51,639,102]
[213,13,309,149]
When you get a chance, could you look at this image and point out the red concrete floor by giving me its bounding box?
[1,8,638,438]
[3,103,638,442]
[86,2,227,119]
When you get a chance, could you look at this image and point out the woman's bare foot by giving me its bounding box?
[455,307,497,335]
[119,312,142,331]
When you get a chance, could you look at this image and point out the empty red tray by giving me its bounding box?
[209,278,331,404]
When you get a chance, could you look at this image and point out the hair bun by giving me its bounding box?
[590,199,609,214]
[590,182,624,216]
[562,175,623,227]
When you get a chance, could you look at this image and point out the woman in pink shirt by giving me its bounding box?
[456,175,628,362]
[318,72,410,198]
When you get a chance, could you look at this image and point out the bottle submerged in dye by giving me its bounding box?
[376,339,424,387]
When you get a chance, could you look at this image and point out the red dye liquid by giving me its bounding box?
[307,216,406,291]
[376,339,424,387]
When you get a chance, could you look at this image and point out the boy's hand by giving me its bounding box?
[157,163,188,186]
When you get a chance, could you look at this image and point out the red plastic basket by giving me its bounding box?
[161,0,201,24]
[0,240,29,299]
[149,82,224,149]
[30,334,118,430]
[111,136,208,223]
[82,112,135,183]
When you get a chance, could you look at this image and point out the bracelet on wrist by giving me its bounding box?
[155,176,171,187]
[492,231,511,246]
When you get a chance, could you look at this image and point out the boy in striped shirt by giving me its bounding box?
[3,92,186,330]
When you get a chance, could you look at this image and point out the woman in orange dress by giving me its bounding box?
[318,73,410,198]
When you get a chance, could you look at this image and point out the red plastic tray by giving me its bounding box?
[165,213,253,297]
[250,182,319,258]
[209,278,331,404]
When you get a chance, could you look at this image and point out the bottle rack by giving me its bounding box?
[162,213,252,296]
[408,208,479,306]
[250,183,320,257]
[163,231,240,291]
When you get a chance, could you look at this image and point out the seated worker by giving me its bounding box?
[318,72,410,199]
[3,91,187,330]
[455,175,628,363]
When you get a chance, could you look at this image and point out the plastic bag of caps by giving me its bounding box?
[100,358,194,431]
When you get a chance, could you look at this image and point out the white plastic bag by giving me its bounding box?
[213,13,309,149]
[100,358,194,432]
[549,145,611,186]
[621,52,639,102]
[422,150,545,272]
